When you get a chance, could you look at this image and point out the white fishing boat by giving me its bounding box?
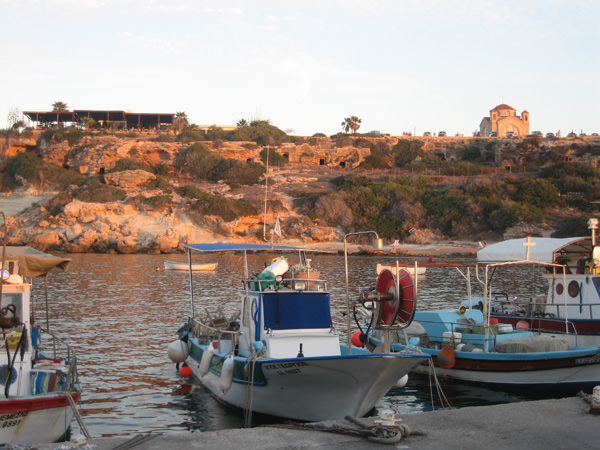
[361,252,600,390]
[164,261,218,271]
[167,242,429,422]
[0,245,83,444]
[474,218,600,347]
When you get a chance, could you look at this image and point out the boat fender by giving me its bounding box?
[167,339,190,364]
[395,374,409,388]
[220,355,234,394]
[199,343,215,376]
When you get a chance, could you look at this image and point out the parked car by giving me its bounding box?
[423,131,431,136]
[490,132,498,137]
[506,131,515,137]
[531,131,543,136]
[438,131,447,136]
[546,132,555,138]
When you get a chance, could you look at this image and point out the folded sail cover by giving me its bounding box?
[477,237,591,263]
[2,246,71,277]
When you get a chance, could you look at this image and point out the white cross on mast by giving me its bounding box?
[523,236,536,261]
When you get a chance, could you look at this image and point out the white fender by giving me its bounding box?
[219,355,234,394]
[395,374,409,388]
[167,339,190,363]
[199,343,215,376]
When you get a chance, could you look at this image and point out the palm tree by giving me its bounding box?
[174,111,189,134]
[52,101,68,128]
[341,116,362,134]
[237,119,248,126]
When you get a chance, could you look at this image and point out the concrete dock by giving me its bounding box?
[30,396,599,449]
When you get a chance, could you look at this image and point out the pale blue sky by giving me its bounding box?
[1,0,598,136]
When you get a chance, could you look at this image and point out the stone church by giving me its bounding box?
[479,104,529,137]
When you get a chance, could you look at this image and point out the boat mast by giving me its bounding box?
[263,146,269,241]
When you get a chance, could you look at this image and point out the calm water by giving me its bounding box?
[31,252,563,438]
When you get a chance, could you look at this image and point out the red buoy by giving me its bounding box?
[179,365,192,378]
[489,318,499,325]
[516,320,530,331]
[351,331,364,347]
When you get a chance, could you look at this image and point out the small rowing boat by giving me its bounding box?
[164,261,218,271]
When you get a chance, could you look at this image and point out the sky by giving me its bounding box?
[1,0,599,137]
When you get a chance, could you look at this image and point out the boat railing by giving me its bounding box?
[491,297,600,320]
[190,317,239,354]
[34,326,74,363]
[242,274,327,293]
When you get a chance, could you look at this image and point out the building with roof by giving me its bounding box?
[23,109,174,130]
[479,104,529,137]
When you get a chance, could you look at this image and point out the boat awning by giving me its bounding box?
[2,246,71,277]
[184,243,305,253]
[477,237,592,263]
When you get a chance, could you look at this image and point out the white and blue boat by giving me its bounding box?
[167,243,428,422]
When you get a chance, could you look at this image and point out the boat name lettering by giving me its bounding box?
[263,362,308,370]
[0,412,27,428]
[575,354,600,365]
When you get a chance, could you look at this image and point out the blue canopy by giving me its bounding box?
[184,243,304,253]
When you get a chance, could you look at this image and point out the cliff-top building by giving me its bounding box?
[479,104,529,137]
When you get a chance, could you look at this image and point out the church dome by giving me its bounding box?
[492,104,516,111]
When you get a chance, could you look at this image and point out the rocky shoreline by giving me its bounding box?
[0,191,480,257]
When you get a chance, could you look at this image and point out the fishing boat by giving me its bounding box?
[0,245,82,444]
[167,242,429,422]
[472,221,600,347]
[164,261,218,271]
[360,254,600,390]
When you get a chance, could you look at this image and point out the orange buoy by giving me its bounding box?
[436,345,456,369]
[516,320,530,330]
[489,318,499,325]
[351,331,364,347]
[179,365,192,378]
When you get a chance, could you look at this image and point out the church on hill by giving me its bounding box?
[479,104,529,137]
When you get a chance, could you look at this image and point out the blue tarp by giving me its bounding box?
[185,243,303,253]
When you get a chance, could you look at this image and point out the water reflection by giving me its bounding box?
[30,251,559,438]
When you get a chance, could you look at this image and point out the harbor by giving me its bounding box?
[16,250,596,438]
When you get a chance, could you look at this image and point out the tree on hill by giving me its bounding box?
[174,111,189,134]
[341,116,362,134]
[52,101,69,128]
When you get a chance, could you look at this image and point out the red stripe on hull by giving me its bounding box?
[0,392,81,414]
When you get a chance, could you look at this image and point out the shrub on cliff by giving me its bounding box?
[71,177,126,203]
[391,139,425,167]
[109,158,154,173]
[260,148,288,166]
[192,193,257,222]
[2,152,83,190]
[176,185,205,199]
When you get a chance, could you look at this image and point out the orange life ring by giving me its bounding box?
[376,268,416,325]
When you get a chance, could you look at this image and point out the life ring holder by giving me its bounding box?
[376,269,416,327]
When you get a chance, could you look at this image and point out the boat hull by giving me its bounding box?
[0,392,80,444]
[185,343,427,421]
[403,345,600,389]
